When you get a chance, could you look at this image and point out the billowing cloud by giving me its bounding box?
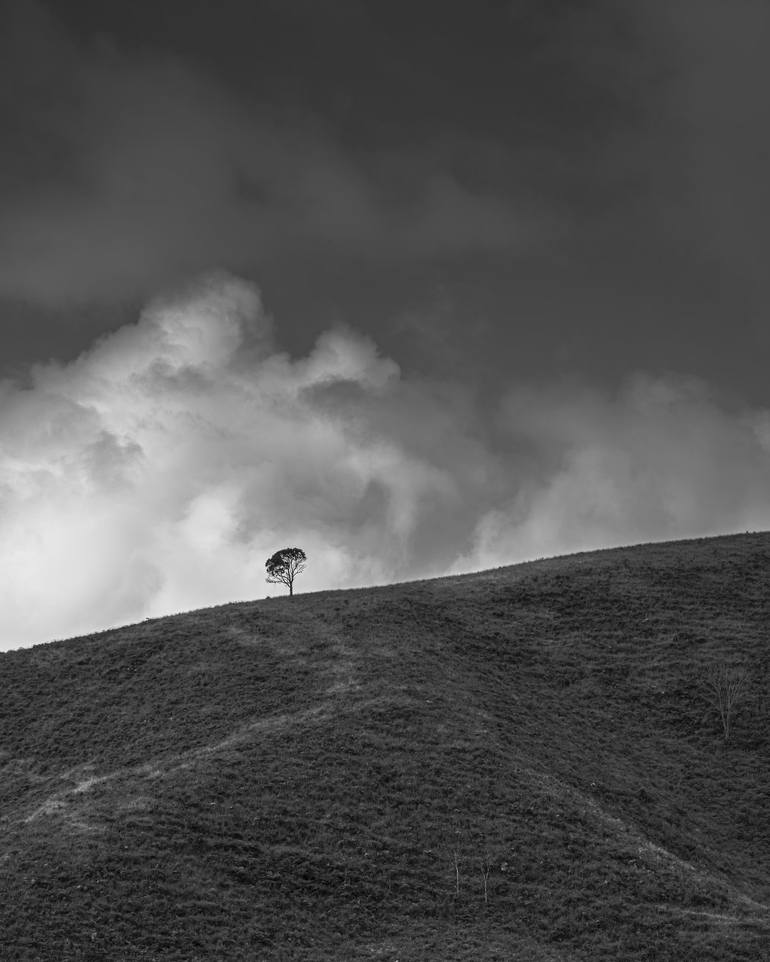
[461,376,770,570]
[0,273,483,647]
[2,271,770,649]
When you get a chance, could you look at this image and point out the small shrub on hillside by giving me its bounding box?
[699,662,750,741]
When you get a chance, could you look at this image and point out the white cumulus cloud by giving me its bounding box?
[0,273,467,647]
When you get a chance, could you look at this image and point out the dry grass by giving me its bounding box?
[0,532,769,959]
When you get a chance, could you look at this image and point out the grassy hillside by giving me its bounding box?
[1,533,769,961]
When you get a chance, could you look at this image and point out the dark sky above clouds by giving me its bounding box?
[2,0,770,646]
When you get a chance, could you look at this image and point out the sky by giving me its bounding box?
[2,0,770,648]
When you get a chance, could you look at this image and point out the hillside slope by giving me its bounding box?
[1,533,769,960]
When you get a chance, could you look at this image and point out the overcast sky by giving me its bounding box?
[2,0,770,648]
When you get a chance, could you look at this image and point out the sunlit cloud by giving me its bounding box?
[0,273,471,647]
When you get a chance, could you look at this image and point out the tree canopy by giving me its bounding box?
[265,547,307,597]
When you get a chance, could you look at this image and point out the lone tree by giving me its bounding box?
[265,547,307,598]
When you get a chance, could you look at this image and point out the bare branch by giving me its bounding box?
[700,662,750,740]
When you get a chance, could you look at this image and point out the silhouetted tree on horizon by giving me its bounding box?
[265,547,307,598]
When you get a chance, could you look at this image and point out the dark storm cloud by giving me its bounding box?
[650,0,770,328]
[0,0,547,309]
[6,0,742,389]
